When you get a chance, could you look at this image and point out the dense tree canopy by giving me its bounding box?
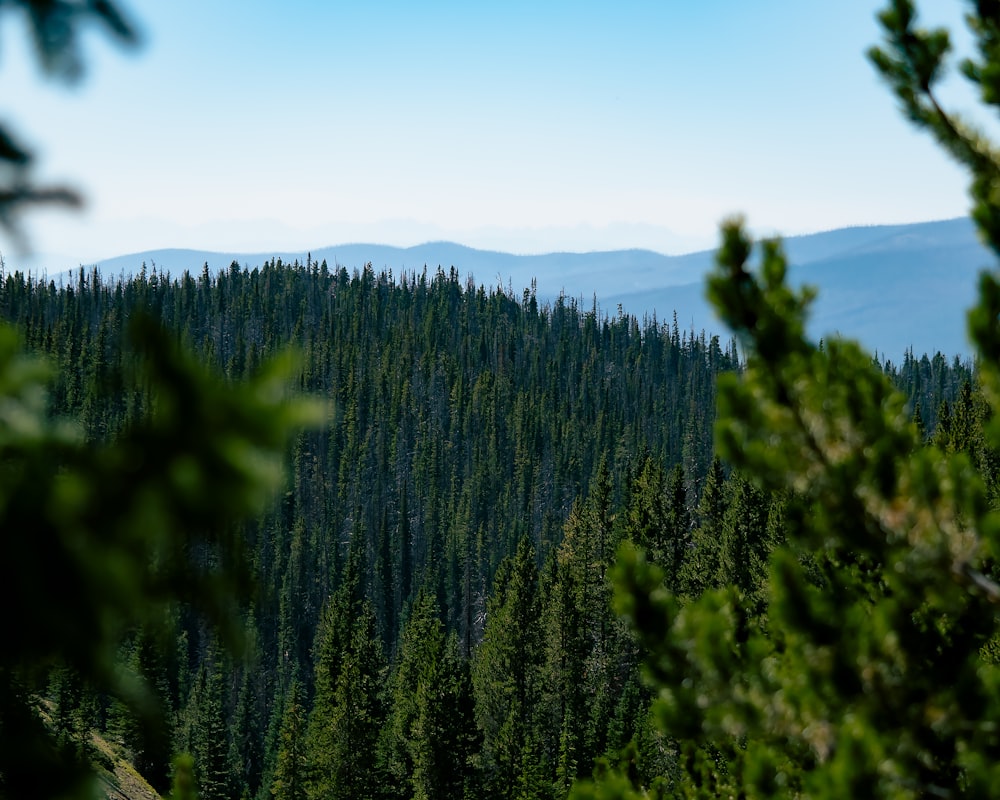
[0,250,974,799]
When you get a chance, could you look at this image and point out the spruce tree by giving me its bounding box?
[194,641,234,800]
[271,680,308,800]
[306,601,387,800]
[676,457,727,598]
[472,537,544,799]
[387,587,481,800]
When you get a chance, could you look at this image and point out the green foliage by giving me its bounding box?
[575,4,1000,797]
[305,582,388,800]
[0,317,322,798]
[12,3,1000,799]
[231,629,266,800]
[0,231,982,799]
[602,221,1000,797]
[676,458,726,598]
[171,752,199,800]
[0,250,748,799]
[271,680,308,800]
[473,537,544,799]
[193,641,234,800]
[386,587,481,799]
[717,473,772,618]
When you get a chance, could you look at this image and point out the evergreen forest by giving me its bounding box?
[9,1,1000,799]
[0,255,982,799]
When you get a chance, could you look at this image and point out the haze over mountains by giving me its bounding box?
[48,217,987,360]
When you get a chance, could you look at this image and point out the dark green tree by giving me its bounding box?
[539,547,588,795]
[676,457,726,598]
[271,680,308,800]
[623,458,671,572]
[306,599,387,800]
[472,537,544,799]
[231,612,266,800]
[109,623,175,793]
[386,586,480,800]
[718,472,772,619]
[193,640,234,800]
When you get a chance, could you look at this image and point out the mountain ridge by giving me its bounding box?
[38,217,985,359]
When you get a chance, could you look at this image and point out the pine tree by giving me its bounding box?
[232,661,265,800]
[387,587,481,800]
[472,538,543,799]
[271,680,308,800]
[663,465,690,589]
[676,456,726,598]
[194,641,233,800]
[539,548,588,795]
[718,472,771,618]
[306,601,387,800]
[623,458,670,572]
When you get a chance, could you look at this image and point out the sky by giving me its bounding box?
[0,0,983,271]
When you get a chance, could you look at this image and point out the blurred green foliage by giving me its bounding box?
[0,317,323,799]
[0,9,328,796]
[574,1,1000,797]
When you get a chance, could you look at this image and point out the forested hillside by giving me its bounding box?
[0,258,976,799]
[79,215,990,361]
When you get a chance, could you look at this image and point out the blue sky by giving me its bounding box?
[0,0,979,269]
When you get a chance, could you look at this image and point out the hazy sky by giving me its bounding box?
[0,0,981,269]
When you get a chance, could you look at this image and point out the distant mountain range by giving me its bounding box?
[52,217,991,359]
